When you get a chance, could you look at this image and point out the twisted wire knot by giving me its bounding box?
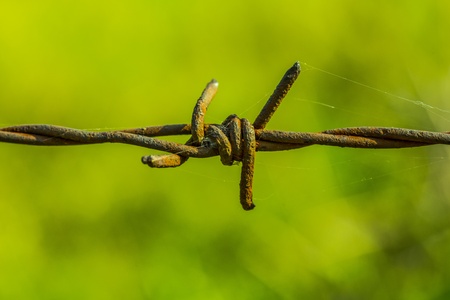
[206,116,256,210]
[142,62,301,210]
[204,115,245,165]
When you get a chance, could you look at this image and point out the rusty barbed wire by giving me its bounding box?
[1,62,450,210]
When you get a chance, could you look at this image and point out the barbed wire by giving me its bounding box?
[1,62,450,210]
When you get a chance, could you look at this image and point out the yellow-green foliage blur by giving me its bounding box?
[1,1,450,299]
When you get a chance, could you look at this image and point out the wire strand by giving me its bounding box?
[2,62,449,210]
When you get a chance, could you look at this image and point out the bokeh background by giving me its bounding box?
[1,1,450,299]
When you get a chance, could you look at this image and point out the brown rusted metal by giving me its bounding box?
[323,127,450,145]
[253,61,300,130]
[205,125,233,166]
[1,62,450,210]
[141,79,219,168]
[226,116,243,161]
[121,124,191,137]
[141,153,188,168]
[256,130,429,148]
[240,118,256,211]
[191,79,219,144]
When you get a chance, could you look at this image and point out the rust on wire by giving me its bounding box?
[1,61,450,210]
[191,79,219,144]
[240,118,256,210]
[253,61,301,130]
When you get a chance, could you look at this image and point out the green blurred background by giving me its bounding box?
[1,1,450,299]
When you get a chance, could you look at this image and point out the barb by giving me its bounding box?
[1,61,450,210]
